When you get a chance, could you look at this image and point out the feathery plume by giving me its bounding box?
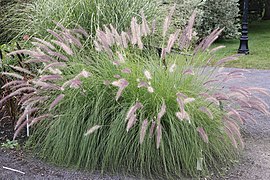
[227,108,244,125]
[224,119,244,148]
[62,32,83,48]
[2,80,25,89]
[110,24,122,46]
[161,48,166,60]
[137,81,148,88]
[144,70,152,80]
[94,40,102,51]
[131,17,138,45]
[69,79,82,89]
[112,78,129,100]
[32,42,53,54]
[175,112,184,121]
[53,20,69,32]
[10,83,31,91]
[19,92,36,104]
[121,31,128,48]
[203,79,219,86]
[103,80,110,86]
[15,108,38,130]
[47,29,65,42]
[7,49,40,57]
[32,81,61,90]
[42,62,66,72]
[194,28,223,54]
[184,98,195,104]
[82,70,91,78]
[147,86,154,93]
[162,4,176,37]
[47,51,69,61]
[156,124,162,149]
[22,96,48,107]
[176,97,185,114]
[2,72,24,80]
[215,55,239,66]
[126,114,137,132]
[140,119,149,144]
[177,92,188,99]
[126,102,143,121]
[39,75,63,82]
[114,74,121,79]
[33,37,56,50]
[166,30,180,53]
[149,120,156,138]
[104,25,114,46]
[49,94,65,111]
[49,68,62,75]
[210,45,226,53]
[84,125,102,136]
[223,124,238,148]
[117,51,125,63]
[51,40,73,55]
[247,87,270,97]
[72,26,89,37]
[25,58,51,64]
[151,18,156,34]
[179,11,196,49]
[9,65,34,76]
[175,111,190,122]
[157,101,166,123]
[169,63,176,73]
[199,107,214,120]
[121,68,132,74]
[140,11,150,36]
[212,93,229,100]
[13,121,28,140]
[183,69,194,75]
[29,114,52,127]
[196,127,209,143]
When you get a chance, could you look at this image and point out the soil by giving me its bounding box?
[0,68,270,180]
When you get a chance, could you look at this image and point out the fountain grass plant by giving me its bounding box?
[0,0,159,42]
[1,9,269,179]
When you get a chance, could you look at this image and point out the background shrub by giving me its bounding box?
[197,0,240,39]
[162,0,240,39]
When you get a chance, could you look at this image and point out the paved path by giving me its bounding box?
[220,68,270,180]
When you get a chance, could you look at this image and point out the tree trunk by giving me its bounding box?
[263,0,270,20]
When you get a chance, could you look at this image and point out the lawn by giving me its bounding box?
[213,20,270,69]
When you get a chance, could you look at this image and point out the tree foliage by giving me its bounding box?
[163,0,240,39]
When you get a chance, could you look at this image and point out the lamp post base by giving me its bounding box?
[238,39,249,55]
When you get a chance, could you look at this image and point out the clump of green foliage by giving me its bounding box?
[1,139,19,149]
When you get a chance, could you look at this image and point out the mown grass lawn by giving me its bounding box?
[212,20,270,69]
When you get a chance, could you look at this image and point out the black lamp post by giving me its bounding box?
[238,0,249,54]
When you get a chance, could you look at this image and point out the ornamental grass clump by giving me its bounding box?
[0,0,158,42]
[1,10,270,178]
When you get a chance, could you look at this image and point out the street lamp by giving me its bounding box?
[238,0,249,54]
